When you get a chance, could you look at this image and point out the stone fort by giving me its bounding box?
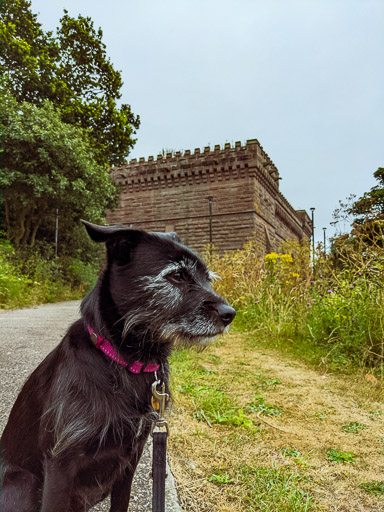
[107,139,312,254]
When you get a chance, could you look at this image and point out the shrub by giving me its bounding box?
[0,237,98,309]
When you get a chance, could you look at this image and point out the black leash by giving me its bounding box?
[152,431,167,511]
[151,380,169,512]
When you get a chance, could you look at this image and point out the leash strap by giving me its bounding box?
[152,431,168,512]
[151,379,169,512]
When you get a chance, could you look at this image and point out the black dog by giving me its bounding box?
[0,221,235,512]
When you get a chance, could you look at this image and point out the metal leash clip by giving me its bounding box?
[151,380,169,436]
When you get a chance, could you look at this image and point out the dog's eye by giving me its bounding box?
[167,271,184,284]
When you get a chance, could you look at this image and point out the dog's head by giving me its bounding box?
[82,221,235,347]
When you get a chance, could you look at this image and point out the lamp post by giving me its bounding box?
[55,209,59,257]
[310,207,315,263]
[323,227,327,252]
[207,196,213,260]
[207,196,213,245]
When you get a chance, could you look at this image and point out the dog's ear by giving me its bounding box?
[81,220,144,265]
[81,219,127,242]
[81,220,129,242]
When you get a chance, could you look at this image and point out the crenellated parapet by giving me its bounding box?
[108,139,311,253]
[112,139,280,194]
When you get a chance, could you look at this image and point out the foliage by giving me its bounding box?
[331,168,384,247]
[351,167,384,224]
[247,395,284,416]
[53,10,140,166]
[330,194,357,236]
[341,422,365,434]
[0,238,98,309]
[0,0,58,103]
[207,232,384,373]
[281,447,301,458]
[0,0,139,166]
[0,90,116,249]
[326,449,357,464]
[360,481,384,496]
[207,472,234,485]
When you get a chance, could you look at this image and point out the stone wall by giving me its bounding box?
[107,139,312,253]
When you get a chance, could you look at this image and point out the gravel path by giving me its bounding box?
[0,301,183,512]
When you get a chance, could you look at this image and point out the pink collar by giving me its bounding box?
[87,325,160,374]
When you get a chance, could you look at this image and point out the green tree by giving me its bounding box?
[0,0,58,103]
[0,91,117,248]
[0,0,140,165]
[349,167,384,248]
[350,167,384,224]
[55,10,140,166]
[331,169,384,255]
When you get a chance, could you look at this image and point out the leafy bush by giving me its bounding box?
[0,237,98,309]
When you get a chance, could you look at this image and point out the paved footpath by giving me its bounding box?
[0,301,183,512]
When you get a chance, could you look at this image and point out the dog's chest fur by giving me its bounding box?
[40,319,162,455]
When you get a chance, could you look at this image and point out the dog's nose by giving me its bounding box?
[214,304,236,326]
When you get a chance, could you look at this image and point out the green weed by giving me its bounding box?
[281,447,301,458]
[341,421,366,434]
[209,408,254,429]
[360,481,384,495]
[326,449,357,463]
[207,472,234,485]
[170,349,257,430]
[264,378,281,386]
[280,448,313,468]
[247,395,284,416]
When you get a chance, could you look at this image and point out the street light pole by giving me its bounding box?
[310,207,315,263]
[207,196,213,261]
[55,209,59,257]
[323,227,327,252]
[208,196,213,245]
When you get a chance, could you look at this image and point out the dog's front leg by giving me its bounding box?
[109,465,135,512]
[41,457,75,512]
[109,437,147,512]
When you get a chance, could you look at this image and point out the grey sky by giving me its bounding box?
[30,0,383,244]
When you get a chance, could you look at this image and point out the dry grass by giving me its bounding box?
[167,331,384,511]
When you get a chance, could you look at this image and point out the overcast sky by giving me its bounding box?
[30,0,383,244]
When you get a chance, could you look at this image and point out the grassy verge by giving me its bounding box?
[168,332,384,511]
[0,239,98,309]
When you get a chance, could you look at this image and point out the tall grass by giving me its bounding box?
[208,232,384,374]
[0,238,98,309]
